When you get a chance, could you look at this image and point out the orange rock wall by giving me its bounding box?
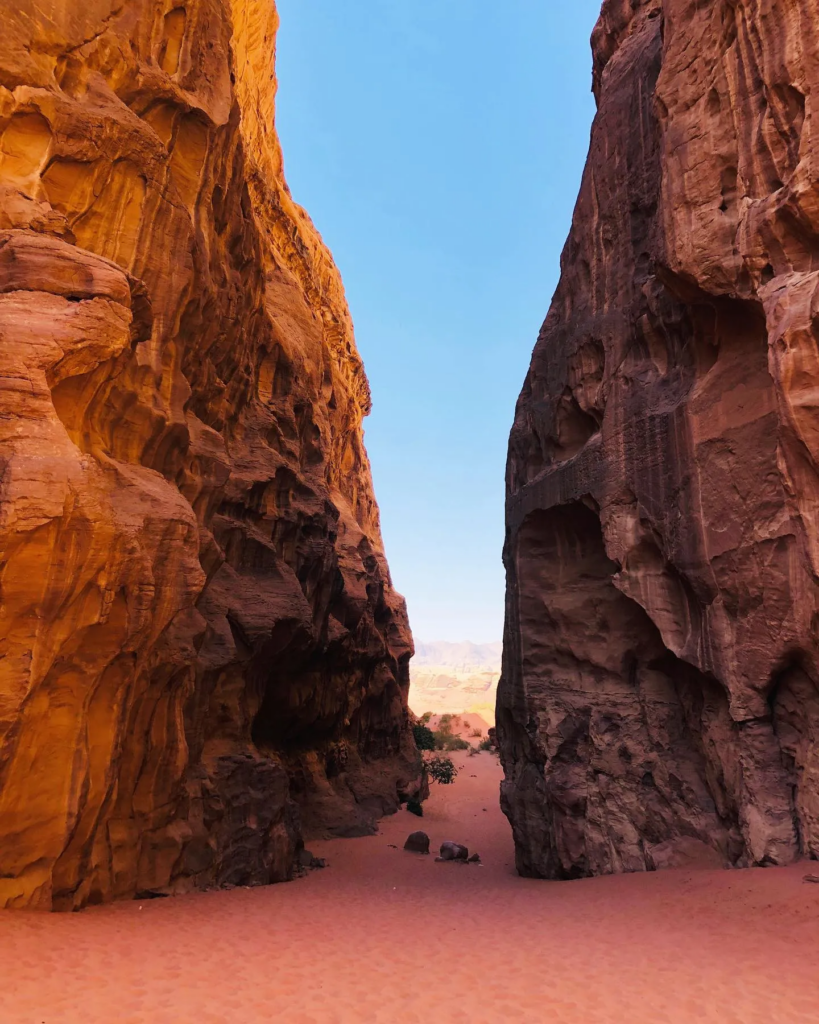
[500,0,819,878]
[0,0,416,909]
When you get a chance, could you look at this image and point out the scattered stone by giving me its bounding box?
[468,853,481,864]
[298,849,327,870]
[404,831,430,855]
[803,874,819,884]
[437,841,469,862]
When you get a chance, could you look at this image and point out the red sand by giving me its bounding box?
[2,752,818,1023]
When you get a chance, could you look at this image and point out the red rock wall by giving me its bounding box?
[0,0,417,909]
[500,0,819,877]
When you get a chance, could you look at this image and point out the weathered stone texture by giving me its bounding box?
[0,0,416,909]
[500,0,819,878]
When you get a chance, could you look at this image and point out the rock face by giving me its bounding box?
[500,0,819,879]
[0,0,416,909]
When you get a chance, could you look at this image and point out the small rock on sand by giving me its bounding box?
[436,841,469,862]
[404,831,430,855]
[298,849,327,869]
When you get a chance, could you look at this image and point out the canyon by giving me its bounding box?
[500,0,819,879]
[4,0,818,924]
[0,0,417,910]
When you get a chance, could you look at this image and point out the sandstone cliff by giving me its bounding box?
[0,0,416,909]
[500,0,819,878]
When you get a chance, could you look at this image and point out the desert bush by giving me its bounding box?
[434,717,453,743]
[406,798,423,816]
[420,712,433,723]
[469,728,483,738]
[479,737,493,751]
[413,723,436,751]
[433,731,469,751]
[424,754,458,786]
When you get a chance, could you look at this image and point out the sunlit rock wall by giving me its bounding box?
[500,0,819,878]
[0,0,416,909]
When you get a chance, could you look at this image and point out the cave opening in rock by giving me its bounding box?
[768,656,819,860]
[503,498,741,879]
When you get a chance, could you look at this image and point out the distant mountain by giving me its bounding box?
[409,640,502,722]
[413,640,503,671]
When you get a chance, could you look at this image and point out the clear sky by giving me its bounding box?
[275,1,602,644]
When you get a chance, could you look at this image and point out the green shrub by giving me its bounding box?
[406,798,424,817]
[469,728,483,738]
[420,712,433,724]
[412,723,436,751]
[432,731,469,751]
[479,737,493,751]
[446,736,470,751]
[433,716,453,745]
[424,754,458,786]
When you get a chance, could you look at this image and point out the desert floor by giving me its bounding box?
[2,752,819,1023]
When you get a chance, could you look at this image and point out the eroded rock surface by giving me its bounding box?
[500,0,819,878]
[0,0,416,909]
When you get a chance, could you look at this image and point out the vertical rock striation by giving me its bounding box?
[0,0,416,909]
[500,0,819,878]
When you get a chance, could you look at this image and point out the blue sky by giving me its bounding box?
[275,0,602,643]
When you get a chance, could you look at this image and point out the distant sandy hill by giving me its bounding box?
[409,640,502,723]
